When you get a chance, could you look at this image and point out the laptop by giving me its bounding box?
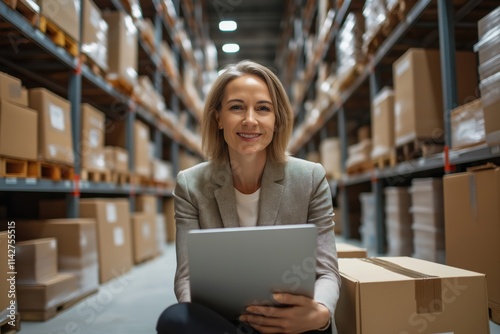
[187,224,317,320]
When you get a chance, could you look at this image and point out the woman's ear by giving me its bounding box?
[215,114,222,129]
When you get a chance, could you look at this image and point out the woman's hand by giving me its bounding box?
[239,293,330,333]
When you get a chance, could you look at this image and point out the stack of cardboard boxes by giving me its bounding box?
[15,238,79,319]
[384,187,413,256]
[81,103,106,172]
[475,7,500,146]
[133,195,160,263]
[410,178,445,264]
[359,192,376,254]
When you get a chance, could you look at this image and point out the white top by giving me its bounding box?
[234,187,261,227]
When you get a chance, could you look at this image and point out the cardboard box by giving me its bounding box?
[371,87,394,159]
[28,88,74,165]
[104,146,128,172]
[39,0,80,42]
[105,120,149,176]
[0,72,27,106]
[15,219,99,297]
[152,159,173,183]
[393,49,478,146]
[15,219,98,269]
[103,11,138,87]
[17,273,78,311]
[15,238,58,284]
[336,243,367,258]
[0,100,38,160]
[79,199,133,283]
[451,98,485,149]
[136,195,157,215]
[82,0,108,71]
[335,257,489,334]
[164,197,175,243]
[131,213,157,264]
[444,164,500,306]
[480,72,500,145]
[81,104,107,172]
[81,103,105,153]
[319,138,342,180]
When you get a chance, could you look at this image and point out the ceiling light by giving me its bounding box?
[222,43,240,53]
[219,20,237,31]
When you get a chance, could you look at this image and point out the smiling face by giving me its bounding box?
[216,74,276,162]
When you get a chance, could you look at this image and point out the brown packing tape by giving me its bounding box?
[362,258,443,314]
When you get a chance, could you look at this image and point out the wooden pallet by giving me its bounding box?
[132,174,154,187]
[373,150,398,169]
[490,301,500,325]
[0,313,21,334]
[38,16,78,56]
[346,160,374,175]
[111,171,131,185]
[21,289,98,322]
[80,53,107,78]
[28,161,74,181]
[3,0,39,24]
[396,138,444,161]
[107,76,134,96]
[0,157,28,177]
[81,169,112,183]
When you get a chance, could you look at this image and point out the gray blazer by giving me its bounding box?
[173,156,340,332]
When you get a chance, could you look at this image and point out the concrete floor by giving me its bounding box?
[17,240,500,334]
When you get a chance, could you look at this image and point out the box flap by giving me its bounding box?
[467,162,498,172]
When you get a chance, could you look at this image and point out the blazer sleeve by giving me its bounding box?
[173,170,200,302]
[309,163,341,317]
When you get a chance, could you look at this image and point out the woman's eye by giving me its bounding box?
[257,106,271,112]
[229,105,243,110]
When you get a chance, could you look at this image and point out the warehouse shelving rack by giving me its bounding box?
[283,0,500,254]
[0,0,207,217]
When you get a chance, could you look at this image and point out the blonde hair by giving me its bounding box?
[201,60,294,164]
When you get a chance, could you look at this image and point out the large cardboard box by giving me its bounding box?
[371,87,394,159]
[17,273,78,311]
[79,199,133,283]
[0,72,27,106]
[28,88,74,165]
[82,0,108,71]
[335,257,489,334]
[39,0,80,42]
[15,219,99,296]
[336,243,367,258]
[103,11,138,87]
[15,238,58,284]
[444,164,500,307]
[0,100,38,160]
[131,213,158,264]
[393,49,478,146]
[81,103,106,171]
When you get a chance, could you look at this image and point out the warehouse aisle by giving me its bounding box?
[17,240,500,334]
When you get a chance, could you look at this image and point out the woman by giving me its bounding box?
[157,60,340,333]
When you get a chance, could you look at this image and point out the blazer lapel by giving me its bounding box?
[257,160,285,226]
[213,164,240,228]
